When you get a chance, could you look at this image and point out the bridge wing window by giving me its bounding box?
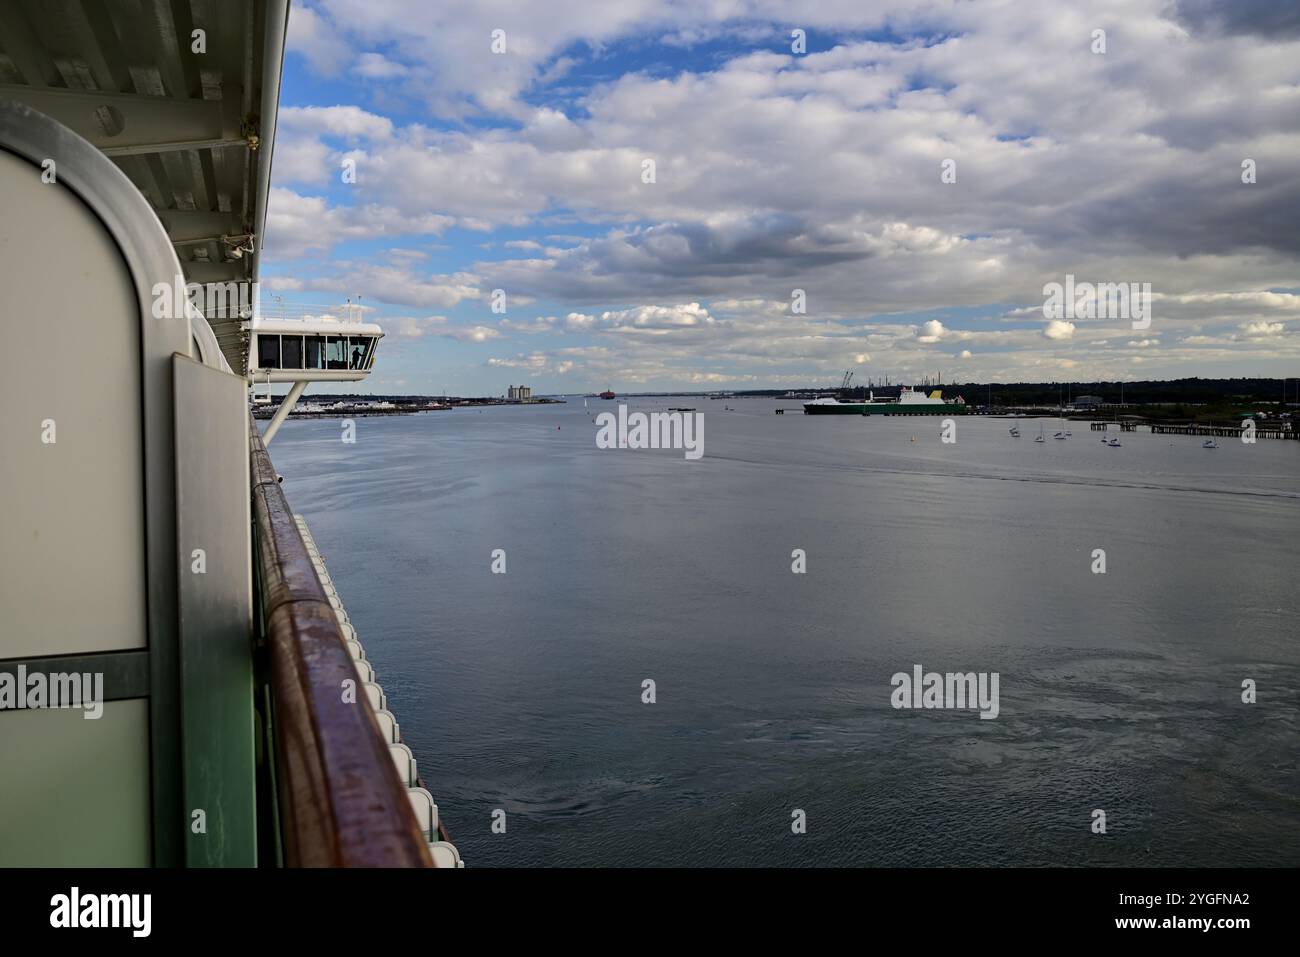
[258,335,281,369]
[282,335,304,369]
[326,335,348,369]
[348,336,374,369]
[305,335,324,370]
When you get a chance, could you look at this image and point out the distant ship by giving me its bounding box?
[803,387,967,415]
[599,389,616,399]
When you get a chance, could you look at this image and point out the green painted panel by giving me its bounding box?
[174,355,257,866]
[0,699,151,866]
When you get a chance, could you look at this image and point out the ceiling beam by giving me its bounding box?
[156,208,246,243]
[180,260,251,284]
[101,136,247,157]
[0,83,240,153]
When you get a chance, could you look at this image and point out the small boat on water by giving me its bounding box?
[1108,437,1122,447]
[1203,438,1218,449]
[1035,423,1046,443]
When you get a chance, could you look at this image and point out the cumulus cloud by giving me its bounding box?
[271,258,482,310]
[1044,320,1076,340]
[488,352,574,375]
[381,315,450,338]
[917,320,946,343]
[265,0,1300,389]
[353,53,409,79]
[282,105,394,140]
[285,6,350,75]
[1241,320,1285,336]
[444,325,502,342]
[263,189,455,257]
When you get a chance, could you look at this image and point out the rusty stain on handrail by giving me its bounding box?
[250,422,433,867]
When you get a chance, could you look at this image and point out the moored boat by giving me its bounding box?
[803,387,968,415]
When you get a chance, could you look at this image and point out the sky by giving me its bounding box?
[260,0,1300,395]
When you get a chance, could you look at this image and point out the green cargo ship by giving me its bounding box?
[803,388,969,415]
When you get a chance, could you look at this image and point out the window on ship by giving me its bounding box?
[326,335,348,369]
[305,335,325,370]
[349,336,374,369]
[258,334,281,369]
[281,334,304,369]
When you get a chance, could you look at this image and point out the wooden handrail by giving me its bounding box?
[250,424,433,867]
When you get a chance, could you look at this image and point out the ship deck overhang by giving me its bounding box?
[0,0,289,374]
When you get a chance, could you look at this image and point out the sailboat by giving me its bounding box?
[1035,422,1046,443]
[1053,413,1067,439]
[1009,417,1020,437]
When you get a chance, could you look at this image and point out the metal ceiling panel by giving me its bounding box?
[0,0,290,374]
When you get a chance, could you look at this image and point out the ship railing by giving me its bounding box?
[255,300,370,324]
[293,514,461,866]
[249,421,434,867]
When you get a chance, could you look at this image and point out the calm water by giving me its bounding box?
[266,399,1300,867]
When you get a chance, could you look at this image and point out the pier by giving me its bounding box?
[1150,424,1297,440]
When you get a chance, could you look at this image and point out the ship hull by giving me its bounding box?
[803,402,968,415]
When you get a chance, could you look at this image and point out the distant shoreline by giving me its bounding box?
[251,397,567,419]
